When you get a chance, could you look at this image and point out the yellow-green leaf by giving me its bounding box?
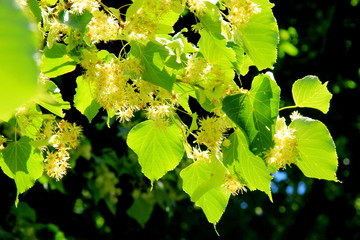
[290,116,338,181]
[0,0,39,120]
[74,76,101,122]
[180,159,230,224]
[0,136,44,205]
[127,120,185,183]
[222,130,273,200]
[292,75,332,113]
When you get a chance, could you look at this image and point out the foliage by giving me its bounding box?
[0,0,342,236]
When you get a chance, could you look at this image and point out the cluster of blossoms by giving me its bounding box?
[183,54,236,105]
[80,50,175,124]
[189,148,211,163]
[122,0,176,43]
[37,118,83,181]
[86,10,121,43]
[67,0,100,14]
[186,0,207,14]
[195,116,230,152]
[265,117,298,169]
[221,0,261,27]
[222,174,247,195]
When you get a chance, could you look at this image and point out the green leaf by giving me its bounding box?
[234,0,279,70]
[28,0,42,23]
[15,104,43,139]
[155,1,183,34]
[292,75,332,113]
[35,80,70,117]
[126,0,183,36]
[127,120,185,183]
[222,130,273,200]
[58,10,93,33]
[0,0,39,120]
[180,159,230,224]
[222,73,280,154]
[198,29,236,67]
[198,3,236,67]
[290,116,338,181]
[126,194,154,228]
[130,41,176,91]
[40,42,77,78]
[74,76,101,122]
[173,82,196,113]
[0,136,44,205]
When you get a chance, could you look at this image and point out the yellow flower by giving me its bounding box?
[222,174,247,195]
[190,148,211,163]
[195,116,229,152]
[222,0,261,27]
[44,150,71,181]
[265,118,298,169]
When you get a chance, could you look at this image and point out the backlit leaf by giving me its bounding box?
[292,75,332,113]
[222,73,280,154]
[0,0,39,120]
[130,41,176,91]
[58,10,93,33]
[127,120,185,183]
[234,0,279,70]
[290,116,338,181]
[74,76,101,122]
[198,2,236,67]
[40,42,77,78]
[222,130,273,200]
[35,80,70,117]
[0,136,44,205]
[180,159,230,224]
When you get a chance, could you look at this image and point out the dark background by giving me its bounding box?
[1,0,359,239]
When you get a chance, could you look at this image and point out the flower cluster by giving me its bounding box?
[86,10,121,43]
[265,118,298,169]
[186,0,207,14]
[222,0,261,27]
[39,119,83,181]
[190,148,211,163]
[195,116,229,152]
[122,0,175,43]
[68,0,100,14]
[222,174,247,195]
[183,54,236,105]
[81,52,175,125]
[44,149,71,181]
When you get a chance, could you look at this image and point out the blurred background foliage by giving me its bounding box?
[0,0,360,239]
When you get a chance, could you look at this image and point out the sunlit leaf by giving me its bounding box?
[222,130,273,200]
[40,42,77,78]
[130,41,176,91]
[0,136,44,205]
[58,10,93,33]
[292,75,332,113]
[180,159,230,224]
[127,120,185,183]
[74,76,101,122]
[234,0,279,70]
[290,116,338,181]
[35,80,70,117]
[198,2,236,67]
[0,0,39,120]
[222,73,280,154]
